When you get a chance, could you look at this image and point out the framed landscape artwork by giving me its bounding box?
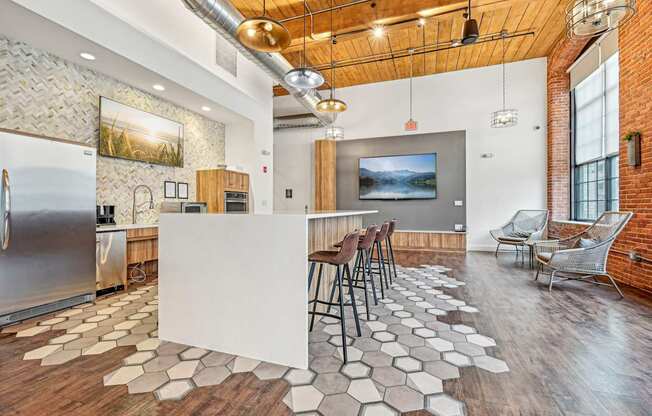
[99,97,184,167]
[359,153,437,200]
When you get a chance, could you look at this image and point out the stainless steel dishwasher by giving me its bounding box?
[96,230,126,291]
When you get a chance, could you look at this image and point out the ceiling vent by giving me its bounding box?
[215,33,237,76]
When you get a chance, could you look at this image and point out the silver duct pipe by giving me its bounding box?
[181,0,336,125]
[274,113,322,130]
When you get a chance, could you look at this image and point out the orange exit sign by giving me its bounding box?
[404,119,418,131]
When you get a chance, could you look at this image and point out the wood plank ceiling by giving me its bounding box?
[229,0,568,95]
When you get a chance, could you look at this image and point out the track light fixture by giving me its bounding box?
[461,0,479,44]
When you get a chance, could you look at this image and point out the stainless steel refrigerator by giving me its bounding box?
[0,129,96,326]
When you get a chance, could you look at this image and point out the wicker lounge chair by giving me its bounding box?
[533,211,633,297]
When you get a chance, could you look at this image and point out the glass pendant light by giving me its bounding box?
[317,0,347,113]
[491,32,518,128]
[283,0,325,90]
[566,0,636,39]
[236,0,291,52]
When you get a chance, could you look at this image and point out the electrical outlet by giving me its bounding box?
[454,200,464,207]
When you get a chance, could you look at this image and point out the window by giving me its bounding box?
[571,53,619,221]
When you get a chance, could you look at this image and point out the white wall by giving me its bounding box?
[274,58,548,250]
[14,0,274,213]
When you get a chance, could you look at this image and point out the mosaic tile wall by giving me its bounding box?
[0,36,226,224]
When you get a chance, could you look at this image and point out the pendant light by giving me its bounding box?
[236,0,290,52]
[404,49,418,131]
[566,0,636,39]
[317,0,347,113]
[491,32,518,128]
[283,0,325,90]
[461,0,479,45]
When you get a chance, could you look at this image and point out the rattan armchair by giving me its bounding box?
[533,211,633,297]
[490,210,549,262]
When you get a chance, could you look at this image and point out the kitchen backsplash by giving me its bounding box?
[0,36,225,224]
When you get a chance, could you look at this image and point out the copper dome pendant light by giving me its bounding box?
[236,0,290,52]
[317,0,347,113]
[283,0,325,90]
[491,32,518,128]
[461,0,479,44]
[566,0,636,39]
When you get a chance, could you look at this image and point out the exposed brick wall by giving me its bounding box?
[614,0,652,292]
[546,2,652,293]
[546,36,589,221]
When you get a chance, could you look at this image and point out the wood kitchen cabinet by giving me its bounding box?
[126,227,158,284]
[196,169,249,213]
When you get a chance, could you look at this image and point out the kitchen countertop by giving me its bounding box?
[96,223,158,232]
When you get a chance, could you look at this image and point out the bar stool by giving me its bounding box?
[384,219,398,284]
[368,222,391,292]
[307,231,361,362]
[334,224,379,321]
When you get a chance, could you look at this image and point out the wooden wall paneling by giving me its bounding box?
[392,231,466,252]
[314,139,337,211]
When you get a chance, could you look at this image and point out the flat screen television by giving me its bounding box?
[359,153,437,200]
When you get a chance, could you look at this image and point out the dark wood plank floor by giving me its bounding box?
[1,251,650,416]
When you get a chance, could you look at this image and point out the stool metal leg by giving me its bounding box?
[378,241,390,289]
[364,249,379,306]
[335,265,348,362]
[327,273,337,314]
[309,263,324,332]
[344,263,362,336]
[387,236,397,283]
[357,256,371,320]
[370,243,385,299]
[307,262,316,290]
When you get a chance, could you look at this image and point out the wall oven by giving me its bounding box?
[224,192,248,213]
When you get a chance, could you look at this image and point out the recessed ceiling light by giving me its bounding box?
[372,25,385,38]
[152,84,165,91]
[79,52,96,61]
[418,18,426,26]
[201,106,211,112]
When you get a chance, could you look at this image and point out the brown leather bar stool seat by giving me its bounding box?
[332,224,380,320]
[307,231,362,363]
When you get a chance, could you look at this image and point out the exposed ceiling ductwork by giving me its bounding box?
[181,0,336,126]
[273,113,322,130]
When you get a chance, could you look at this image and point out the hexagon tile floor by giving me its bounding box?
[16,264,509,415]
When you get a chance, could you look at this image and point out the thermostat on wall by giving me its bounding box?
[454,224,465,232]
[454,200,464,207]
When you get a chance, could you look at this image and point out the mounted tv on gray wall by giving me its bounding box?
[359,153,437,200]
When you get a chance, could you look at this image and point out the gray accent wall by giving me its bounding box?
[336,131,466,231]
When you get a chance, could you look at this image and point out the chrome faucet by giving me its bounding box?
[132,184,154,224]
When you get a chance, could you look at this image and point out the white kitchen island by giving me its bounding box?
[158,210,377,369]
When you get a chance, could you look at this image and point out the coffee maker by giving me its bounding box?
[96,205,116,226]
